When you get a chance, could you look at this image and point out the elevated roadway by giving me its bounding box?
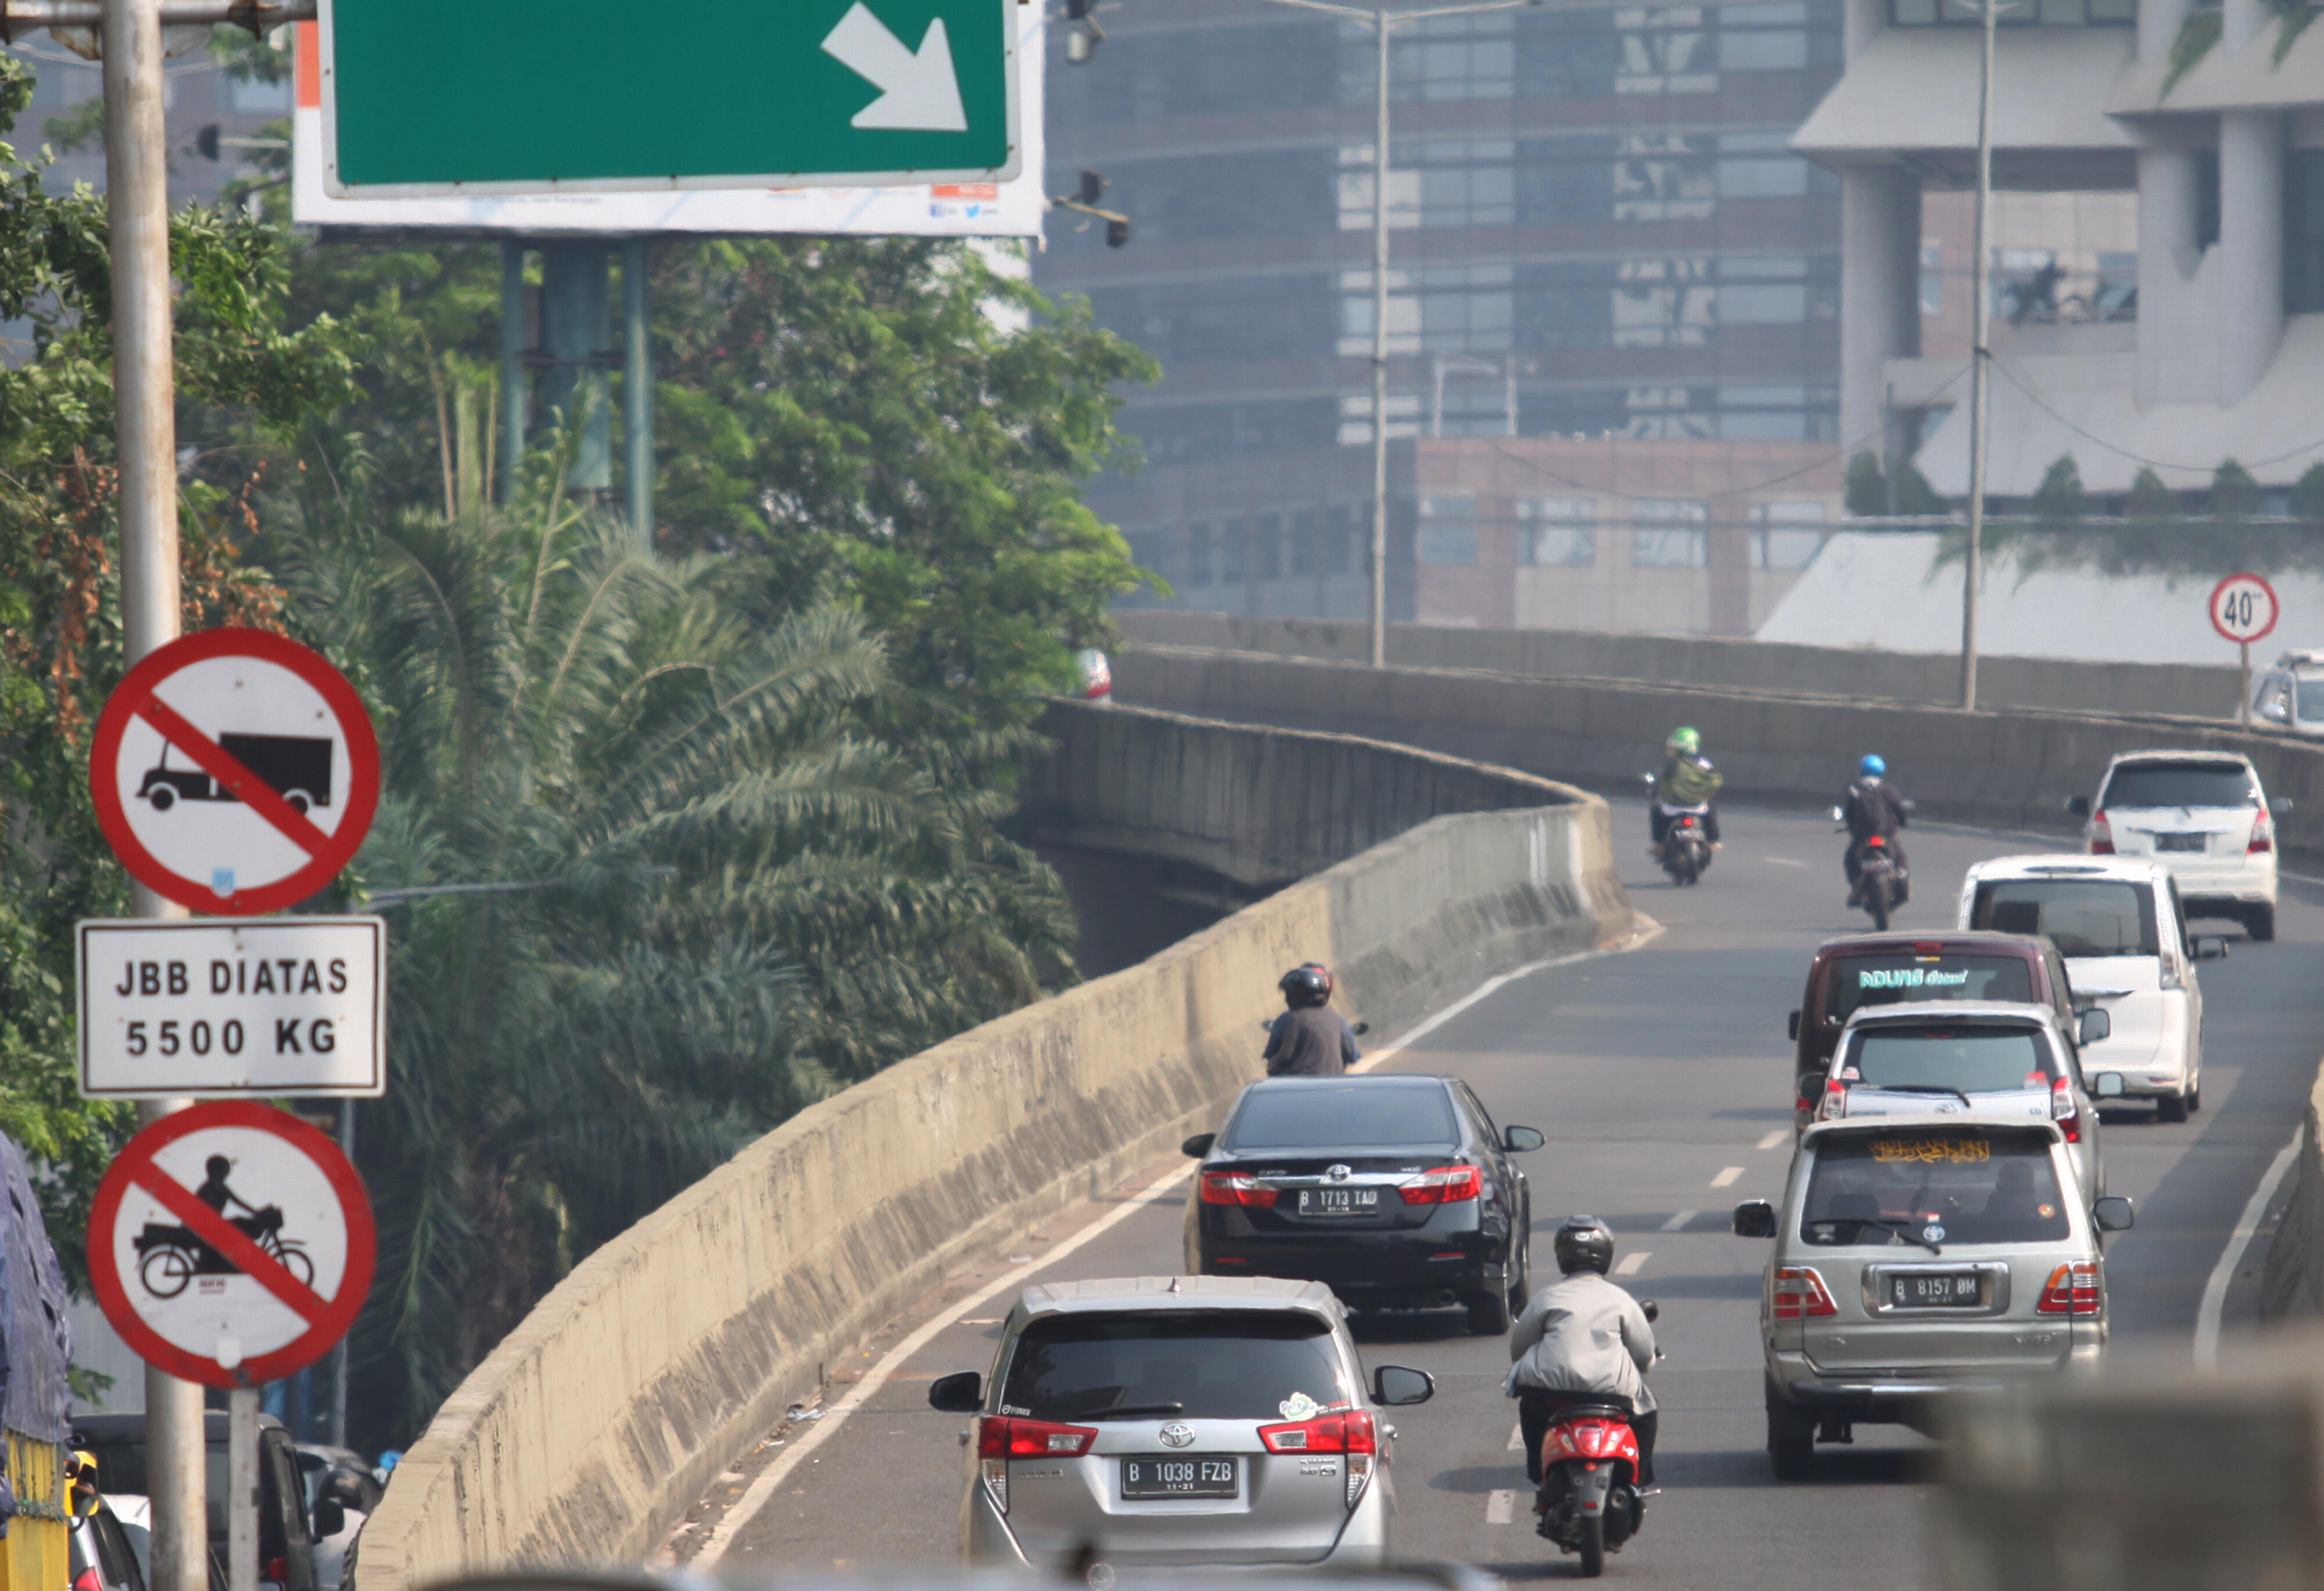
[670,803,2324,1585]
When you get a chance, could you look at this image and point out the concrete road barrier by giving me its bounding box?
[1114,644,2324,868]
[352,703,1631,1590]
[2262,1061,2324,1322]
[1117,610,2246,722]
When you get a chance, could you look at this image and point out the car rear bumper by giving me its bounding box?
[1193,1236,1497,1306]
[960,1475,1392,1568]
[1767,1345,2101,1421]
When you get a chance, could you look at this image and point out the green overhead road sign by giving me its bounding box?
[318,0,1020,196]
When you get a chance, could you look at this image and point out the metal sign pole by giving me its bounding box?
[624,237,652,538]
[101,0,206,1587]
[228,1389,259,1591]
[2241,640,2252,726]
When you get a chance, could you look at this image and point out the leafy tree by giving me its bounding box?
[2031,455,2090,521]
[2125,466,2184,522]
[0,55,354,1285]
[2292,460,2324,520]
[1843,450,1885,516]
[2210,458,2262,519]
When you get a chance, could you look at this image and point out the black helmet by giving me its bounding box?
[1552,1216,1615,1277]
[1278,965,1332,1007]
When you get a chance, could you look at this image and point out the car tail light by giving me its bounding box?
[977,1415,1099,1459]
[1345,1450,1375,1509]
[1819,1076,1846,1120]
[1398,1165,1483,1204]
[1200,1170,1279,1208]
[2090,811,2114,854]
[2051,1076,2080,1143]
[74,1571,101,1591]
[1771,1266,1837,1319]
[1260,1409,1378,1455]
[2036,1260,2102,1315]
[266,1561,287,1588]
[2251,813,2275,854]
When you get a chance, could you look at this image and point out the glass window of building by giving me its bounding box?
[1418,496,1481,565]
[1185,523,1214,588]
[1631,499,1710,567]
[1752,501,1828,569]
[1517,498,1598,566]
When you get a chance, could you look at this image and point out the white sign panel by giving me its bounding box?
[289,14,1049,238]
[77,918,386,1098]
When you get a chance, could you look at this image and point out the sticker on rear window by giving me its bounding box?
[1856,967,1974,990]
[1279,1392,1321,1421]
[1869,1137,1992,1164]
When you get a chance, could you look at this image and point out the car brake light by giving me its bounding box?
[73,1571,101,1591]
[1772,1266,1837,1319]
[1259,1409,1378,1455]
[1398,1165,1483,1204]
[2036,1260,2102,1315]
[1200,1171,1279,1208]
[2090,811,2114,854]
[977,1414,1099,1459]
[266,1560,287,1588]
[2251,813,2274,854]
[2051,1076,2080,1143]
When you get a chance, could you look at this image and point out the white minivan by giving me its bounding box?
[2065,750,2288,941]
[1956,856,2228,1122]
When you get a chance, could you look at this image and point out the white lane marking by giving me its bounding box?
[1613,1251,1650,1277]
[1660,1209,1695,1232]
[1764,857,1809,868]
[1756,1130,1787,1151]
[1710,1166,1744,1188]
[1486,1489,1517,1525]
[1507,1423,1523,1451]
[678,917,1670,1568]
[2194,1125,2303,1369]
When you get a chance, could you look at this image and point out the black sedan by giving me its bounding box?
[1180,1074,1545,1333]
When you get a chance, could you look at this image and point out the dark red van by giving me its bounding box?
[1788,931,2078,1116]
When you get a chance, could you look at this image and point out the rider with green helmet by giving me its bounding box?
[1651,727,1723,855]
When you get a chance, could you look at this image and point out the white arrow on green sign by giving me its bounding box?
[317,0,1020,197]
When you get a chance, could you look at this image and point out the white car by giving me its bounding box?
[2064,750,2287,941]
[1957,856,2227,1122]
[2252,649,2324,735]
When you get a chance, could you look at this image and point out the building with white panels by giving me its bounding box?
[1795,0,2324,496]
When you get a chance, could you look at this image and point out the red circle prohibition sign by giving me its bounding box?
[88,1102,375,1388]
[2209,572,2280,646]
[88,629,380,915]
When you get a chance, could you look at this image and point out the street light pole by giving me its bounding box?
[1960,0,1998,710]
[1257,0,1537,667]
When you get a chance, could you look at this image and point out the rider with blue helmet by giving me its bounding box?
[1841,754,1911,906]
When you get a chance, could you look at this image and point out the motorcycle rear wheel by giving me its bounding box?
[1578,1514,1605,1577]
[1868,882,1890,931]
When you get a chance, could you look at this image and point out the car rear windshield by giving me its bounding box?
[1846,1025,2055,1093]
[1824,952,2036,1022]
[2099,761,2258,810]
[1802,1132,2068,1247]
[998,1310,1353,1422]
[1223,1082,1458,1151]
[1970,879,2159,958]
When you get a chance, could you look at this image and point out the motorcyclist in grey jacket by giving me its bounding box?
[1505,1216,1659,1486]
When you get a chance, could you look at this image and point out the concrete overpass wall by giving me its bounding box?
[1114,644,2324,865]
[1116,610,2244,723]
[351,703,1631,1591]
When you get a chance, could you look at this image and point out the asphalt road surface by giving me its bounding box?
[679,803,2324,1584]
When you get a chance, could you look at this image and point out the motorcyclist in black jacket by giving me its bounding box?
[1841,754,1911,906]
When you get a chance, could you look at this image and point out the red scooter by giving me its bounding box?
[1533,1302,1658,1577]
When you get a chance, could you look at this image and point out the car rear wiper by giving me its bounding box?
[1874,1084,1977,1110]
[1081,1402,1186,1420]
[1838,1215,1943,1255]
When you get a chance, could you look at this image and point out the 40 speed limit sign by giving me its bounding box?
[2211,573,2280,645]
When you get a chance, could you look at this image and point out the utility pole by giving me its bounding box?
[1256,0,1539,667]
[1960,0,1999,710]
[624,238,652,540]
[101,0,205,1587]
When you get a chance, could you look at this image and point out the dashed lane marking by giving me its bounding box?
[1710,1166,1744,1188]
[1756,1130,1788,1150]
[1613,1251,1650,1277]
[1487,1490,1517,1525]
[1660,1209,1695,1232]
[1764,857,1809,868]
[1507,1423,1523,1451]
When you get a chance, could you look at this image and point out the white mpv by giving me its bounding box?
[1956,857,2227,1123]
[2065,750,2287,942]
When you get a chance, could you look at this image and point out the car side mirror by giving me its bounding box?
[2093,1195,2135,1233]
[2093,1071,2125,1098]
[1787,1009,1801,1042]
[1502,1125,1546,1152]
[2264,700,2291,724]
[1640,1300,1658,1323]
[1733,1199,1777,1238]
[312,1499,345,1540]
[2078,1008,2111,1045]
[1181,1133,1215,1158]
[2065,795,2092,818]
[1373,1365,1434,1406]
[2271,795,2294,814]
[1353,1021,1369,1036]
[2194,936,2229,961]
[928,1370,984,1413]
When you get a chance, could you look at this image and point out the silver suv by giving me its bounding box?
[928,1276,1434,1569]
[1733,1115,2132,1480]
